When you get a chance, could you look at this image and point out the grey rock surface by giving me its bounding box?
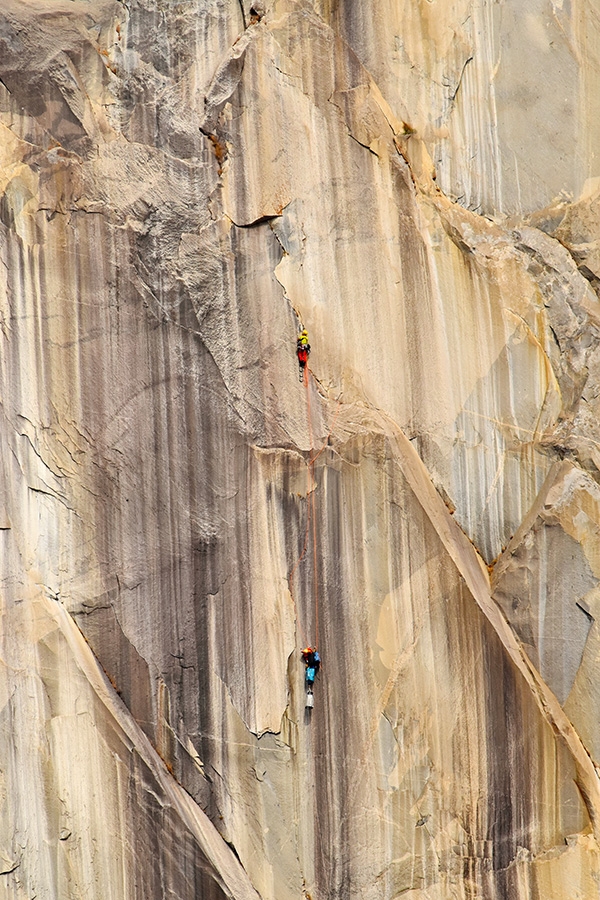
[2,1,600,898]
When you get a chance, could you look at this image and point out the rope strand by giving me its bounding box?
[287,364,342,651]
[305,372,320,648]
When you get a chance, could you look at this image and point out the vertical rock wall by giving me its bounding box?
[2,1,600,897]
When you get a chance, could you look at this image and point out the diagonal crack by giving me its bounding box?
[43,594,263,900]
[375,407,600,839]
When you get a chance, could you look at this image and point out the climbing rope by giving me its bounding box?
[287,366,342,652]
[305,371,320,648]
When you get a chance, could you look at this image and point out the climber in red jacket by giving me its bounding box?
[297,329,310,382]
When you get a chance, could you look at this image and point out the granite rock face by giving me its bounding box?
[2,1,600,898]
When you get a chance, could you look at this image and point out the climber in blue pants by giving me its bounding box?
[301,647,321,706]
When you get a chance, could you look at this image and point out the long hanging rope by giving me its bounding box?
[305,371,319,648]
[287,366,342,650]
[287,373,316,649]
[287,454,312,650]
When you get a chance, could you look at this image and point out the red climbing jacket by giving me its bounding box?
[297,329,310,366]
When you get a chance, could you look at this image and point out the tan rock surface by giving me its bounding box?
[2,1,600,897]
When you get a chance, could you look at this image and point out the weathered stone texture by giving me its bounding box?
[2,1,600,898]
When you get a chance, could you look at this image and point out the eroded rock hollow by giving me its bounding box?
[2,1,600,897]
